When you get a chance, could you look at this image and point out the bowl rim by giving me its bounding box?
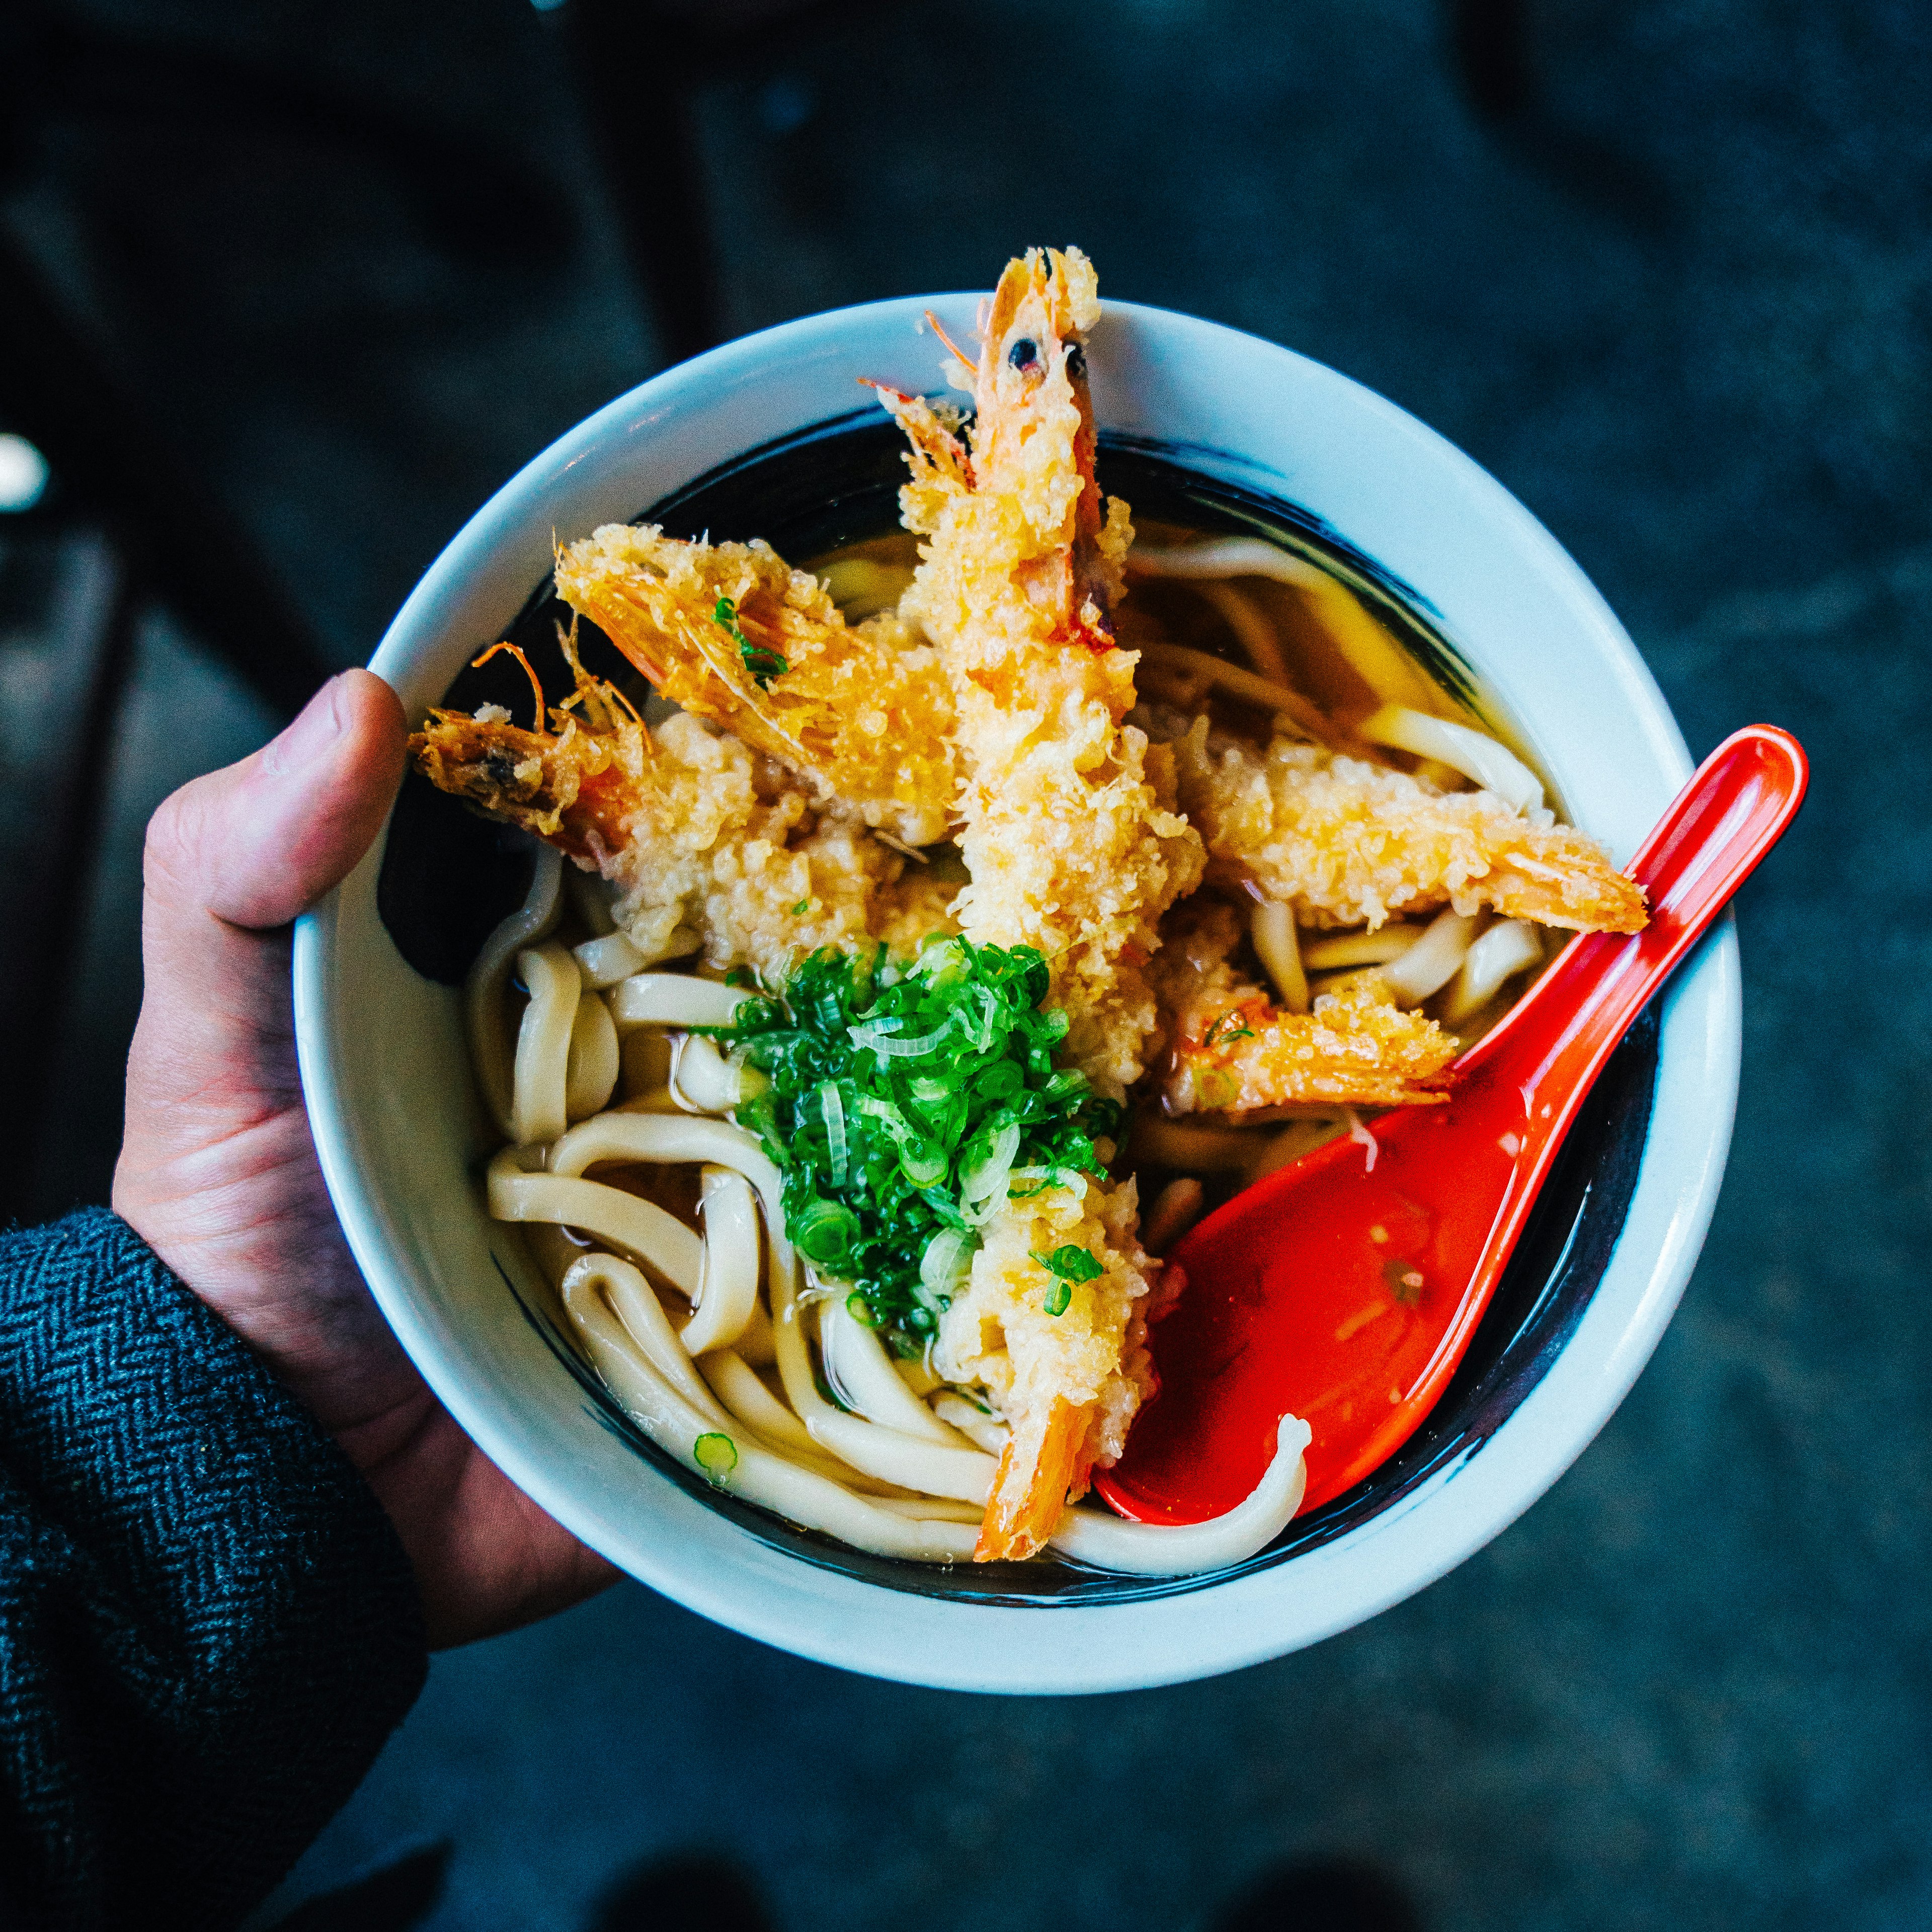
[293,291,1739,1694]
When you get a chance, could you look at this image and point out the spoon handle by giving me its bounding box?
[1460,725,1809,1108]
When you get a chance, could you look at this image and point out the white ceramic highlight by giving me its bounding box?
[292,294,1737,1695]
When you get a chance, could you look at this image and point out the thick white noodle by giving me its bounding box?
[467,845,562,1137]
[805,1409,997,1503]
[871,1497,986,1523]
[819,1295,976,1447]
[574,930,648,988]
[931,1392,1011,1456]
[1198,580,1290,684]
[1131,537,1329,588]
[1302,924,1423,970]
[610,975,753,1029]
[1251,900,1308,1012]
[498,979,1323,1571]
[1443,917,1542,1022]
[1048,1416,1313,1575]
[564,992,619,1121]
[580,1256,904,1492]
[1379,907,1482,1006]
[679,1166,761,1357]
[549,1114,784,1228]
[763,1242,992,1498]
[488,1147,703,1296]
[1136,543,1440,712]
[512,941,581,1145]
[565,865,619,936]
[568,1253,737,1425]
[700,1347,818,1453]
[669,1033,744,1113]
[563,1272,980,1562]
[693,1347,904,1489]
[1358,702,1545,814]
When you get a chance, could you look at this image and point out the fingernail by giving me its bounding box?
[262,674,346,778]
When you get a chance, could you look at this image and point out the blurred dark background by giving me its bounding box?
[3,1,1929,1927]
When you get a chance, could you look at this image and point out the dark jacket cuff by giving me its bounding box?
[0,1208,427,1930]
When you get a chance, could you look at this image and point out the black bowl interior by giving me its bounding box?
[376,415,1659,1608]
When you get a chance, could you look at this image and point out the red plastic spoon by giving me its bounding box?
[1097,725,1808,1526]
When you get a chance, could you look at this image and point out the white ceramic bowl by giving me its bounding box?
[293,293,1738,1694]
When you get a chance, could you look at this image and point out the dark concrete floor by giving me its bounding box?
[8,2,1930,1927]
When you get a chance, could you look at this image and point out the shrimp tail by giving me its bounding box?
[975,1395,1089,1563]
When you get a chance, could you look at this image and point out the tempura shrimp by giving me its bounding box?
[410,640,954,984]
[1150,900,1456,1116]
[1169,718,1648,934]
[553,524,958,849]
[882,248,1203,1560]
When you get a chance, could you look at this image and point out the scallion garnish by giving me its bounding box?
[693,1432,739,1484]
[717,938,1120,1354]
[1031,1243,1103,1316]
[715,595,788,689]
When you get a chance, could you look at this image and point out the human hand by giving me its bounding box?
[114,670,614,1646]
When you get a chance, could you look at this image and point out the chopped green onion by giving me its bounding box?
[959,1119,1022,1210]
[1033,1244,1104,1285]
[818,1080,848,1188]
[693,1432,739,1483]
[898,1137,948,1188]
[1044,1279,1072,1317]
[717,937,1116,1354]
[714,595,788,689]
[849,1020,953,1058]
[1202,1010,1257,1050]
[793,1197,860,1267]
[919,1227,976,1303]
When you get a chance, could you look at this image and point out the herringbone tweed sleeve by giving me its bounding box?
[0,1210,428,1930]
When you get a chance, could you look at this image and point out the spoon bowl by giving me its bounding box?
[1098,725,1808,1525]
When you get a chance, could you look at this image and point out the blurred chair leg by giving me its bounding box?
[554,0,724,365]
[1209,1857,1425,1932]
[1449,0,1531,122]
[0,526,137,1223]
[590,1850,776,1932]
[0,223,333,719]
[266,1840,452,1930]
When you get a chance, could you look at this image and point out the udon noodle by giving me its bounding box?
[418,246,1646,1573]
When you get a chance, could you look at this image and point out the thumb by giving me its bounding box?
[149,669,408,931]
[119,669,424,1435]
[121,669,408,1226]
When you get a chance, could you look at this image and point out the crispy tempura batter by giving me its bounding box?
[1150,900,1456,1116]
[1169,718,1648,933]
[554,524,957,848]
[410,646,953,983]
[884,248,1203,1560]
[894,249,1204,1094]
[934,1173,1157,1535]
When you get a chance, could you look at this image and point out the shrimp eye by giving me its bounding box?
[1007,337,1040,372]
[1065,342,1087,380]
